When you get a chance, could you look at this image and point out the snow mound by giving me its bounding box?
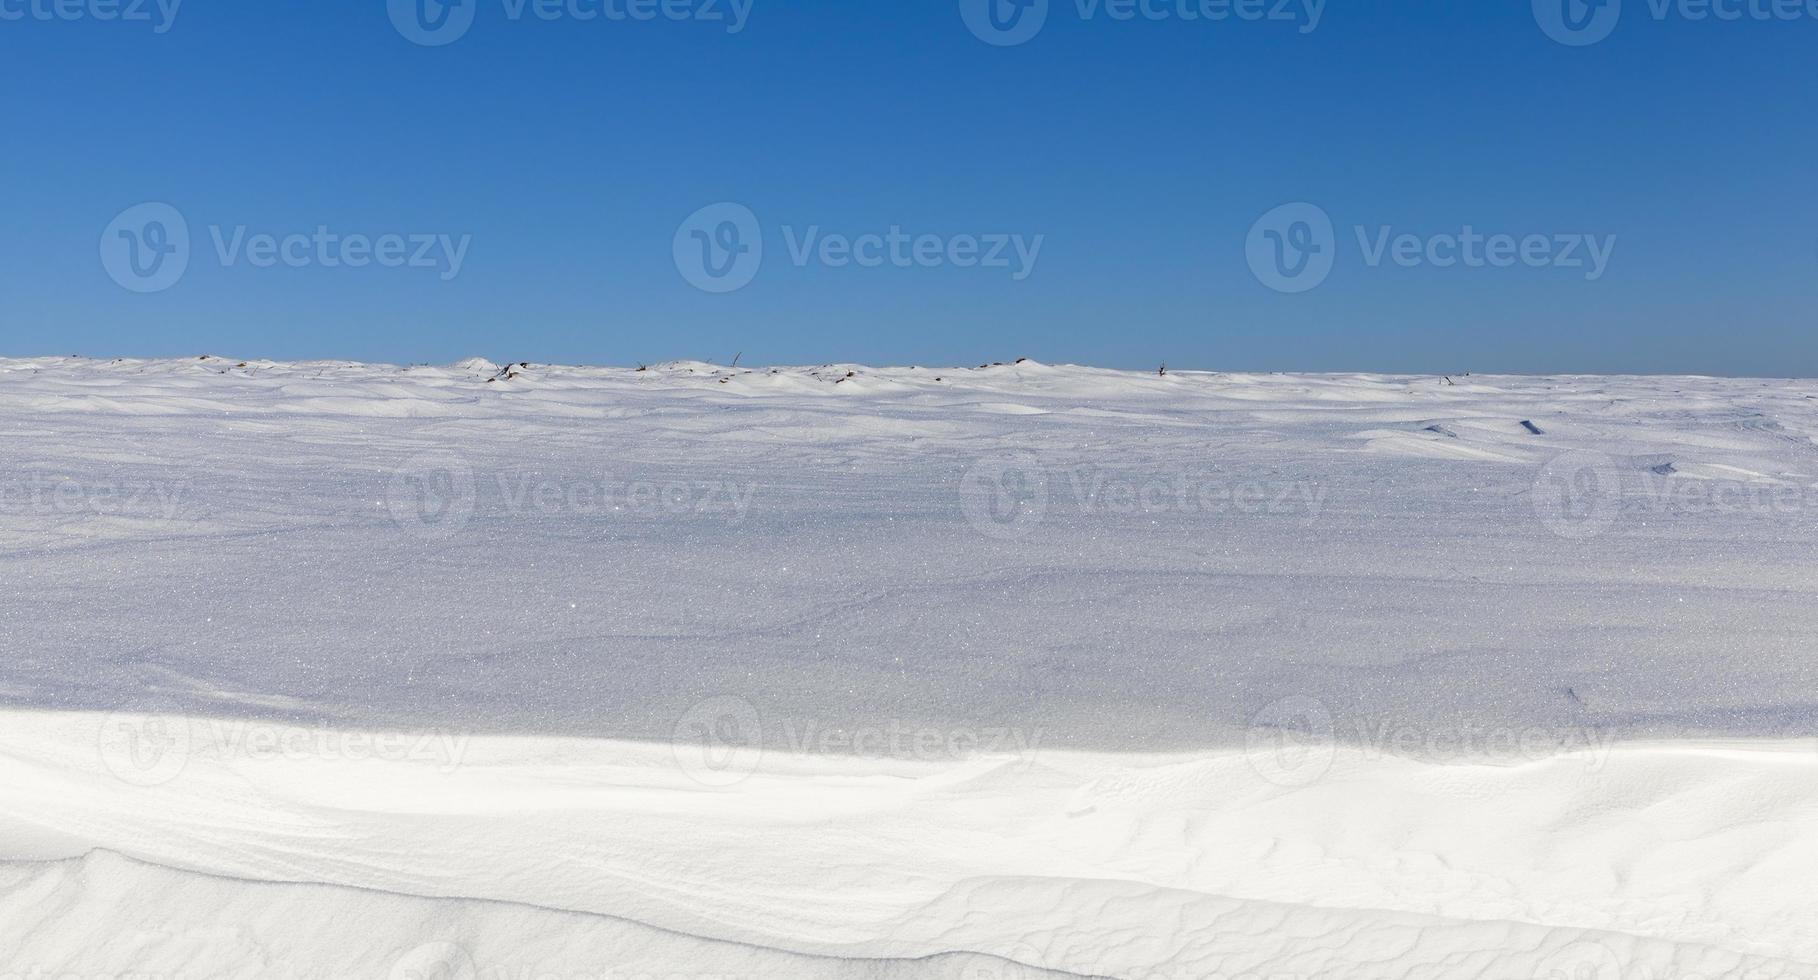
[3,710,1818,975]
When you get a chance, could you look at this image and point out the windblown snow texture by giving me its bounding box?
[2,356,1816,977]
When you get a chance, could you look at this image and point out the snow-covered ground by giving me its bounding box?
[3,356,1817,977]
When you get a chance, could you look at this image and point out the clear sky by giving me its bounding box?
[2,0,1814,375]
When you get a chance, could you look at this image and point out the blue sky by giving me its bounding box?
[2,0,1813,375]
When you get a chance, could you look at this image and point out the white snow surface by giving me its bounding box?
[2,355,1818,978]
